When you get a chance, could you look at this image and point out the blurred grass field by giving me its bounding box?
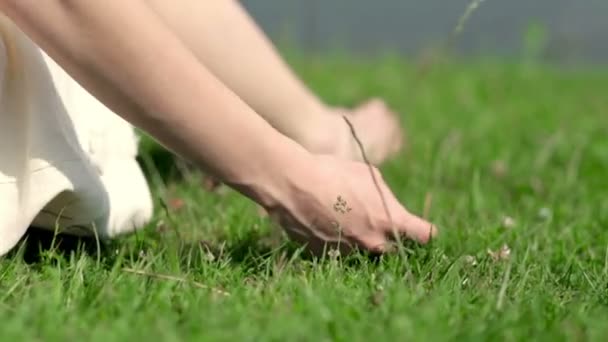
[1,53,608,341]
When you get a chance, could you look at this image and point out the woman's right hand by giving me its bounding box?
[266,154,438,255]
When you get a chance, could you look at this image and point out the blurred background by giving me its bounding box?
[242,0,608,65]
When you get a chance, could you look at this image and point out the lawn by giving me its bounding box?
[1,54,607,341]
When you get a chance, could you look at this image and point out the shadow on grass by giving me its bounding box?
[10,226,391,274]
[7,227,106,264]
[9,226,292,268]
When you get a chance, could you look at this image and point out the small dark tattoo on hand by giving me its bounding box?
[333,196,352,214]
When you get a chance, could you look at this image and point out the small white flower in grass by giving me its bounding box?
[538,207,553,221]
[487,244,511,261]
[501,215,516,229]
[464,255,478,266]
[491,160,508,179]
[328,248,341,260]
[204,251,216,262]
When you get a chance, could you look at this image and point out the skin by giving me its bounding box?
[146,0,404,164]
[0,0,437,255]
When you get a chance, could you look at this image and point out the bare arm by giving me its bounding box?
[0,0,436,254]
[0,0,308,206]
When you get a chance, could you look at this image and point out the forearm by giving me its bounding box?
[1,0,309,206]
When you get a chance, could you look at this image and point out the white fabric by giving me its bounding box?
[0,17,153,256]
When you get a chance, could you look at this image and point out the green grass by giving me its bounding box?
[2,55,608,341]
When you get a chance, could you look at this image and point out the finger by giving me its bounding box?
[379,187,438,244]
[388,209,438,244]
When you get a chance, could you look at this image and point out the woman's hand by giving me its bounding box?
[267,154,438,255]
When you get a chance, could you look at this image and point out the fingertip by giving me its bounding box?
[420,223,439,244]
[400,213,439,245]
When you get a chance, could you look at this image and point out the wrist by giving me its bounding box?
[223,135,313,210]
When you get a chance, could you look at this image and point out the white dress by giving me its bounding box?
[0,17,153,256]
